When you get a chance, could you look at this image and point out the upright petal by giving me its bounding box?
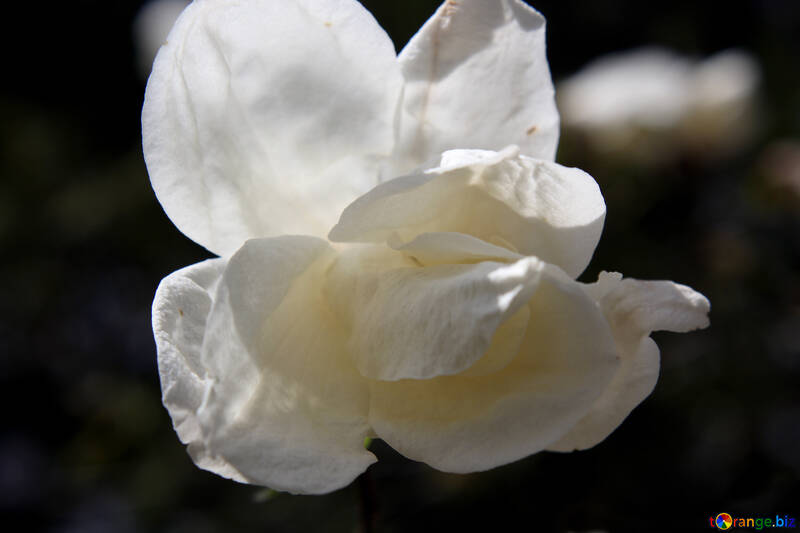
[143,0,403,255]
[368,264,619,472]
[158,236,374,494]
[548,272,710,452]
[330,148,605,278]
[325,244,545,381]
[394,0,559,172]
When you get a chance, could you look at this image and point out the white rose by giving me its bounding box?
[144,0,710,494]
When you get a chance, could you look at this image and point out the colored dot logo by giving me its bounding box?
[716,513,733,530]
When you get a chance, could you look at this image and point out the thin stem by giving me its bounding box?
[357,468,378,533]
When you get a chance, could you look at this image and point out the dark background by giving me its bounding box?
[1,0,798,531]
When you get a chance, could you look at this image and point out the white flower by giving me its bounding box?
[144,0,710,494]
[558,47,760,161]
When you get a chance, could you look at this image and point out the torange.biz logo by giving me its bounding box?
[709,513,797,530]
[716,514,734,529]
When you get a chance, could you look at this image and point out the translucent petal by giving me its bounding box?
[326,245,546,381]
[143,0,403,255]
[330,148,605,278]
[368,264,619,472]
[393,0,559,173]
[391,231,521,266]
[152,257,247,482]
[157,237,375,494]
[548,272,710,452]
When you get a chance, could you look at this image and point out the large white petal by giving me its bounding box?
[368,263,619,472]
[393,0,559,173]
[152,257,247,482]
[164,237,374,494]
[143,0,404,255]
[330,148,605,278]
[548,272,710,452]
[325,244,546,381]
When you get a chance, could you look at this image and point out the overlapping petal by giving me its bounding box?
[143,0,403,255]
[548,272,711,452]
[394,0,559,172]
[330,148,606,278]
[367,263,620,472]
[325,244,544,381]
[392,231,521,266]
[155,236,376,494]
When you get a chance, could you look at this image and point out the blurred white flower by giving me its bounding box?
[558,47,760,162]
[143,0,710,494]
[133,0,190,79]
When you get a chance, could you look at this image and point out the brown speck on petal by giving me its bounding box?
[178,308,184,317]
[443,0,460,17]
[324,21,332,27]
[526,125,538,135]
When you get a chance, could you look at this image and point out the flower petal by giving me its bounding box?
[153,257,247,482]
[393,0,559,172]
[548,272,710,452]
[166,237,374,494]
[326,246,547,381]
[368,264,619,472]
[143,0,403,255]
[392,231,521,266]
[330,148,605,278]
